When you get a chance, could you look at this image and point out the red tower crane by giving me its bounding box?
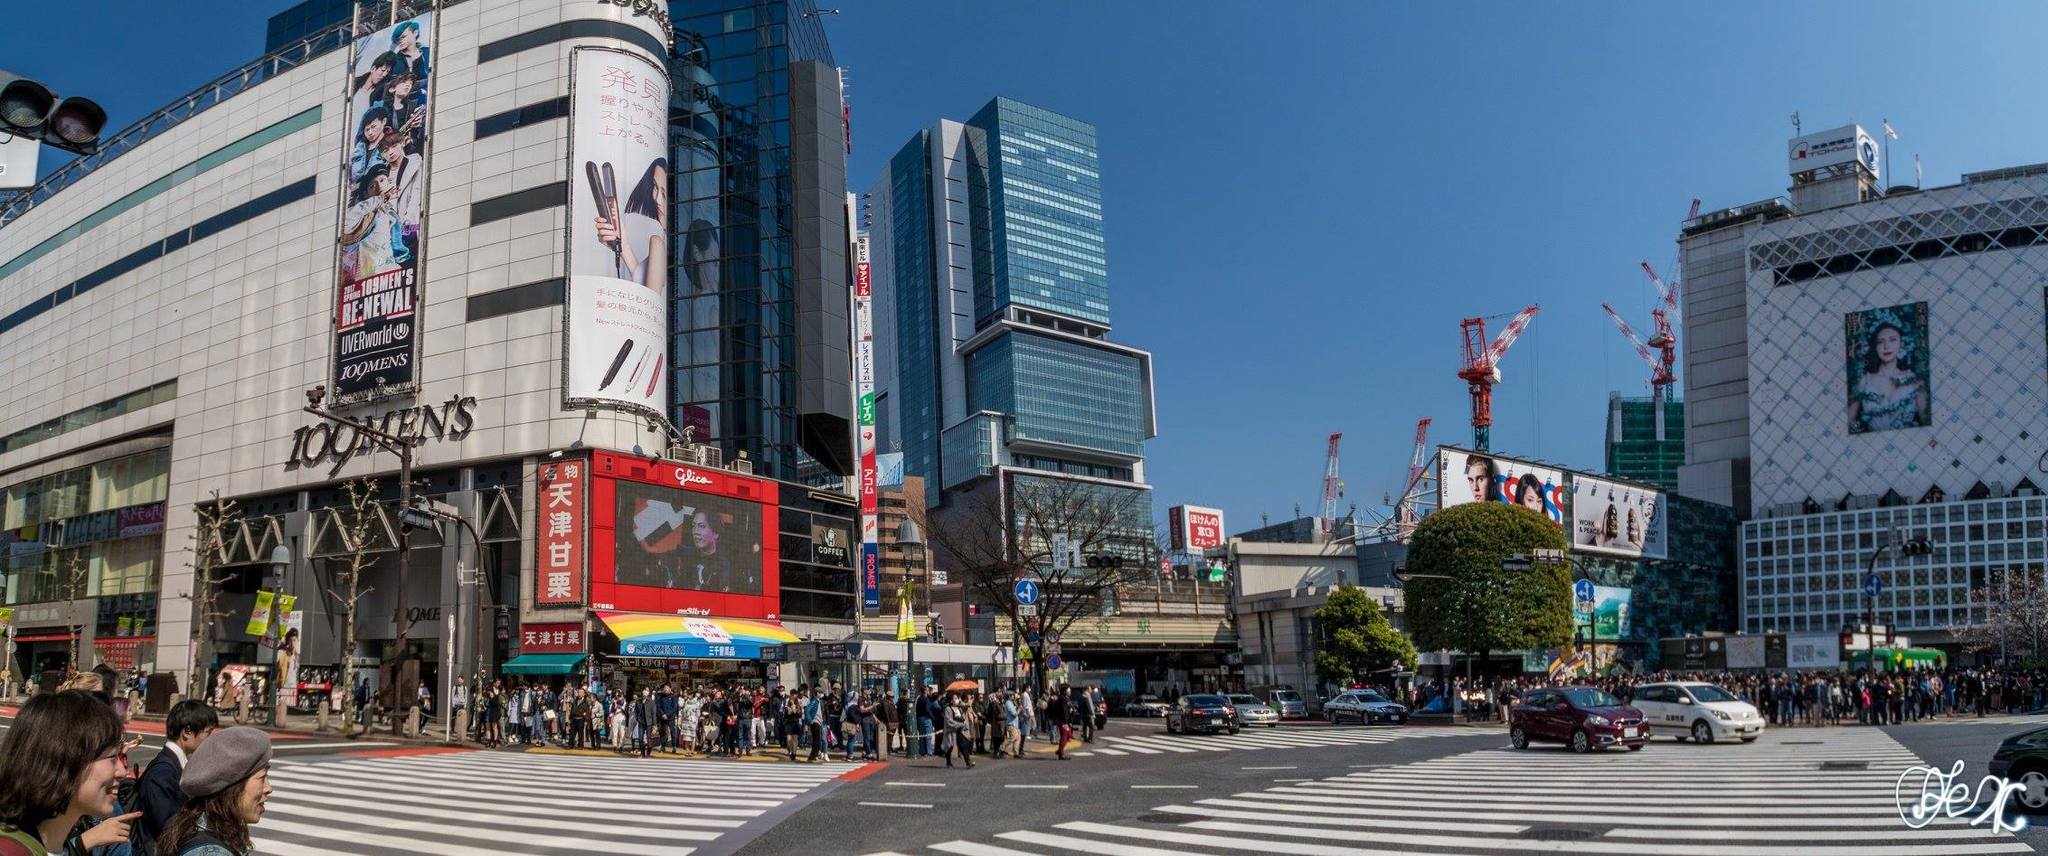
[1394,417,1432,541]
[1457,305,1540,452]
[1320,432,1343,542]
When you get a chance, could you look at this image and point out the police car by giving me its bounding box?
[1631,681,1764,744]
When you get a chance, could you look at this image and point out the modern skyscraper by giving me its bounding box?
[868,97,1157,556]
[1605,393,1684,491]
[672,0,854,485]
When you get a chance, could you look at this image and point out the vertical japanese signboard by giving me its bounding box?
[332,12,435,404]
[565,48,671,417]
[855,234,879,613]
[536,459,587,607]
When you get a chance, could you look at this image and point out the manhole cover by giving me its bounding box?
[1525,826,1601,842]
[1820,760,1868,771]
[1136,813,1182,825]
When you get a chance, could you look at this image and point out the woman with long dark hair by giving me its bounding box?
[1850,319,1929,433]
[0,691,134,855]
[157,728,272,856]
[591,158,670,290]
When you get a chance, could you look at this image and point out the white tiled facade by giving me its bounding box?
[0,0,670,688]
[1708,169,2048,644]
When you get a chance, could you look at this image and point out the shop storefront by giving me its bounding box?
[592,611,797,691]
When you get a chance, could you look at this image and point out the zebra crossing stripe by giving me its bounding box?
[257,750,857,855]
[908,730,2032,855]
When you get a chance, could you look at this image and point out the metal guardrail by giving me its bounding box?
[0,20,354,229]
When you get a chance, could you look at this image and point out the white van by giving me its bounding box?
[1632,681,1764,744]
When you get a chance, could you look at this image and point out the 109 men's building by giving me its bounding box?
[0,0,867,710]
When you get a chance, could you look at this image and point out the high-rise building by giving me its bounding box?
[1681,123,2048,649]
[867,97,1157,558]
[671,0,853,485]
[1605,393,1684,491]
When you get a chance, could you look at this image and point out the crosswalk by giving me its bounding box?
[915,728,2036,855]
[252,749,863,855]
[1072,723,1485,758]
[1925,713,2048,728]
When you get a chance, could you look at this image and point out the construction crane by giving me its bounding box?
[1456,305,1541,452]
[1394,417,1432,541]
[1319,432,1343,542]
[1599,198,1697,441]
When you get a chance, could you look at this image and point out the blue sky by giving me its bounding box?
[8,2,2047,533]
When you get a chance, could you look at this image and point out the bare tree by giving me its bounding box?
[187,493,241,698]
[328,478,380,737]
[923,477,1155,690]
[1946,567,2048,664]
[63,551,89,674]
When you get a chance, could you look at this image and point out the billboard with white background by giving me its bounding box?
[1437,447,1567,530]
[1570,474,1667,559]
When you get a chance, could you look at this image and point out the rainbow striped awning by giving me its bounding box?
[596,611,799,660]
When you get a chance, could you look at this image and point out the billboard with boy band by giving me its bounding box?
[331,13,434,404]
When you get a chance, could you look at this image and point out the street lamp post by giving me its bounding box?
[1515,549,1599,671]
[897,519,925,702]
[1861,536,1933,669]
[303,384,419,733]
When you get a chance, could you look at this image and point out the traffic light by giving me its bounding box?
[1898,538,1935,558]
[494,606,511,642]
[1083,554,1124,570]
[0,72,106,156]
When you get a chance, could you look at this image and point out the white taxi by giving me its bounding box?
[1631,681,1764,744]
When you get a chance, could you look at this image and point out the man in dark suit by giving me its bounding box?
[132,700,219,854]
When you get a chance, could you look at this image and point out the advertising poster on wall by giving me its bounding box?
[855,235,880,614]
[565,48,671,417]
[1570,475,1666,559]
[331,12,435,404]
[1436,447,1567,529]
[1787,633,1842,670]
[1845,301,1931,434]
[1587,585,1631,639]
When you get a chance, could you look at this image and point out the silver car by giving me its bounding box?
[1225,693,1280,727]
[1264,689,1308,719]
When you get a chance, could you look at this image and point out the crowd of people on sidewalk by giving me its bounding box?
[1409,665,2048,726]
[449,676,1111,765]
[0,673,276,856]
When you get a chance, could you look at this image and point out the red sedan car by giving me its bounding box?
[1510,686,1648,753]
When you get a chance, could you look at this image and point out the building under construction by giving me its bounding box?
[1606,393,1685,492]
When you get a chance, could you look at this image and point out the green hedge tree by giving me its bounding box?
[1313,585,1418,691]
[1401,502,1572,668]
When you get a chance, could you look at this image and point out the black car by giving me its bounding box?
[1991,725,2048,813]
[1166,693,1240,735]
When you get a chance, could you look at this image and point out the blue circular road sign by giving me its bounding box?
[1573,579,1595,603]
[1014,579,1041,605]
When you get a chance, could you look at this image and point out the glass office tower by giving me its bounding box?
[869,97,1156,552]
[672,0,853,484]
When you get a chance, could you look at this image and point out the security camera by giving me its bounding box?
[305,385,327,408]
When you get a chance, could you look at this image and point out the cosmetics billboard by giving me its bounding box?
[331,12,435,404]
[1569,474,1667,559]
[1436,447,1567,530]
[565,48,671,417]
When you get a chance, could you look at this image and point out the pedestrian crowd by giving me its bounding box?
[446,677,1110,765]
[0,673,274,856]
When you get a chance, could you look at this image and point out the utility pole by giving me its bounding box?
[303,384,419,732]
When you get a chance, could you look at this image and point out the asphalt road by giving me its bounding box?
[737,718,1504,855]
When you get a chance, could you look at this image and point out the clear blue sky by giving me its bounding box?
[7,2,2046,532]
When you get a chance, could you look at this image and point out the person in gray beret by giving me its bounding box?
[157,727,272,856]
